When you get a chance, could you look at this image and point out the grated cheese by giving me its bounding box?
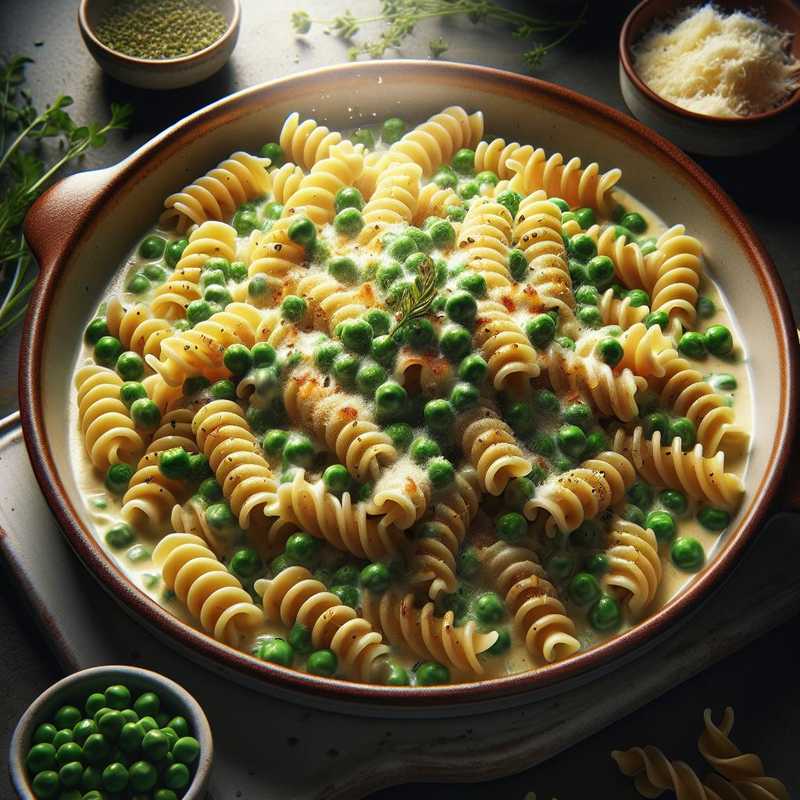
[633,4,800,117]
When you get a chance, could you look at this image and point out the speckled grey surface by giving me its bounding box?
[1,1,798,797]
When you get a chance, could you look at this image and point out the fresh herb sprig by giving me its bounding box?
[291,0,587,69]
[392,254,437,335]
[0,55,133,336]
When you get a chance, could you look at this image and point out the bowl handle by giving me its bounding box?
[23,164,122,270]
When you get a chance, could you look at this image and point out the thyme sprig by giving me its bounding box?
[392,254,437,334]
[291,0,587,69]
[0,56,132,336]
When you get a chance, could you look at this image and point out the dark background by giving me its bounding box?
[1,1,798,797]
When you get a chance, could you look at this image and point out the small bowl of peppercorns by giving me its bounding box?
[78,0,241,90]
[9,665,213,799]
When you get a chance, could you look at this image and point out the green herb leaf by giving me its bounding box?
[392,255,437,333]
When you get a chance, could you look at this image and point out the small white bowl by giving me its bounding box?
[619,0,800,155]
[78,0,240,90]
[9,665,213,799]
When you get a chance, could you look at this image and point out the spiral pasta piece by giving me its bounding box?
[481,541,579,662]
[268,162,305,204]
[648,224,703,330]
[524,451,635,533]
[75,365,144,470]
[593,224,652,290]
[106,297,172,359]
[153,533,263,646]
[414,181,461,226]
[704,774,789,800]
[613,427,744,510]
[281,142,364,225]
[612,746,716,800]
[151,221,238,319]
[367,460,431,532]
[603,518,662,617]
[698,708,789,799]
[256,566,389,681]
[543,344,647,421]
[246,217,307,283]
[406,465,482,600]
[474,138,533,179]
[457,405,530,495]
[160,152,271,232]
[297,270,378,333]
[650,354,748,457]
[146,302,264,386]
[284,371,397,481]
[380,106,483,176]
[393,351,454,396]
[456,197,514,288]
[279,112,344,170]
[121,409,198,526]
[272,470,404,560]
[171,498,224,556]
[357,162,421,248]
[474,299,540,393]
[361,589,497,675]
[508,147,621,216]
[192,400,277,528]
[142,374,184,414]
[599,286,649,330]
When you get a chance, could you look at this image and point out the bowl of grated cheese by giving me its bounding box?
[619,0,800,155]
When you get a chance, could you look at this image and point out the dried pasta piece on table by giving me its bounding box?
[256,566,389,681]
[481,540,579,662]
[160,151,271,232]
[612,745,713,799]
[153,533,263,646]
[361,589,497,675]
[75,365,144,470]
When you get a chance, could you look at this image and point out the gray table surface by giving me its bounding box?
[1,1,798,797]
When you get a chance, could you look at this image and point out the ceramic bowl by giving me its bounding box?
[619,0,800,155]
[9,665,213,799]
[78,0,241,90]
[19,61,799,716]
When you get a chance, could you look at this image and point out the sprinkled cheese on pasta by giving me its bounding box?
[633,3,800,117]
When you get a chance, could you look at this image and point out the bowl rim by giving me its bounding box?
[9,664,213,799]
[18,59,800,709]
[619,0,800,124]
[78,0,241,67]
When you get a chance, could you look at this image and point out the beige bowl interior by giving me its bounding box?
[28,65,792,708]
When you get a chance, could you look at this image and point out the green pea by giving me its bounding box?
[504,401,533,437]
[259,141,283,165]
[473,591,504,624]
[339,318,373,353]
[128,760,158,792]
[496,511,527,543]
[572,207,595,229]
[138,235,165,259]
[506,248,528,282]
[456,271,487,299]
[332,352,359,386]
[288,216,317,248]
[458,179,480,200]
[568,571,601,605]
[678,331,707,359]
[141,728,170,761]
[660,489,688,515]
[620,211,647,234]
[164,762,190,791]
[33,723,58,745]
[118,721,143,753]
[405,226,434,254]
[198,478,223,503]
[164,238,188,268]
[450,546,479,581]
[233,208,259,235]
[333,207,364,237]
[158,447,190,480]
[428,457,455,489]
[585,255,613,288]
[568,259,588,286]
[105,523,135,550]
[384,234,413,263]
[379,116,405,143]
[596,336,623,367]
[546,552,576,581]
[644,510,675,542]
[696,296,716,319]
[93,334,123,367]
[482,627,510,656]
[99,709,128,741]
[523,313,555,349]
[577,305,602,327]
[570,234,597,262]
[367,335,397,369]
[445,290,477,326]
[81,764,102,791]
[72,719,97,746]
[356,363,387,396]
[352,126,375,148]
[410,436,441,464]
[640,237,658,256]
[561,402,592,432]
[30,770,59,798]
[424,398,455,433]
[279,624,311,659]
[589,594,622,631]
[450,381,479,412]
[643,411,670,439]
[229,547,262,579]
[626,289,650,308]
[431,164,458,189]
[319,464,349,497]
[248,275,269,299]
[206,501,237,531]
[556,424,586,458]
[82,733,110,765]
[705,324,733,357]
[332,583,360,608]
[283,435,314,469]
[103,462,133,495]
[451,147,475,175]
[645,311,668,329]
[428,219,456,250]
[208,378,234,401]
[313,340,342,373]
[374,381,408,418]
[671,536,705,571]
[416,661,450,685]
[583,430,608,457]
[384,663,411,685]
[574,285,599,306]
[230,260,248,282]
[255,637,294,666]
[698,506,730,532]
[493,188,521,218]
[405,318,436,351]
[186,298,214,325]
[278,294,305,323]
[709,373,737,391]
[614,225,636,241]
[101,761,129,792]
[585,553,609,576]
[58,760,83,789]
[222,343,252,378]
[85,318,111,347]
[52,729,74,750]
[458,353,487,384]
[330,564,358,586]
[285,532,320,565]
[530,433,555,459]
[621,502,646,526]
[359,562,390,593]
[627,481,653,509]
[503,477,534,512]
[437,326,470,364]
[669,417,696,449]
[27,742,58,774]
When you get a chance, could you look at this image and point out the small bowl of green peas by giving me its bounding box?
[9,665,212,799]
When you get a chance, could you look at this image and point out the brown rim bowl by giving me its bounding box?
[18,61,800,717]
[619,0,800,155]
[78,0,241,90]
